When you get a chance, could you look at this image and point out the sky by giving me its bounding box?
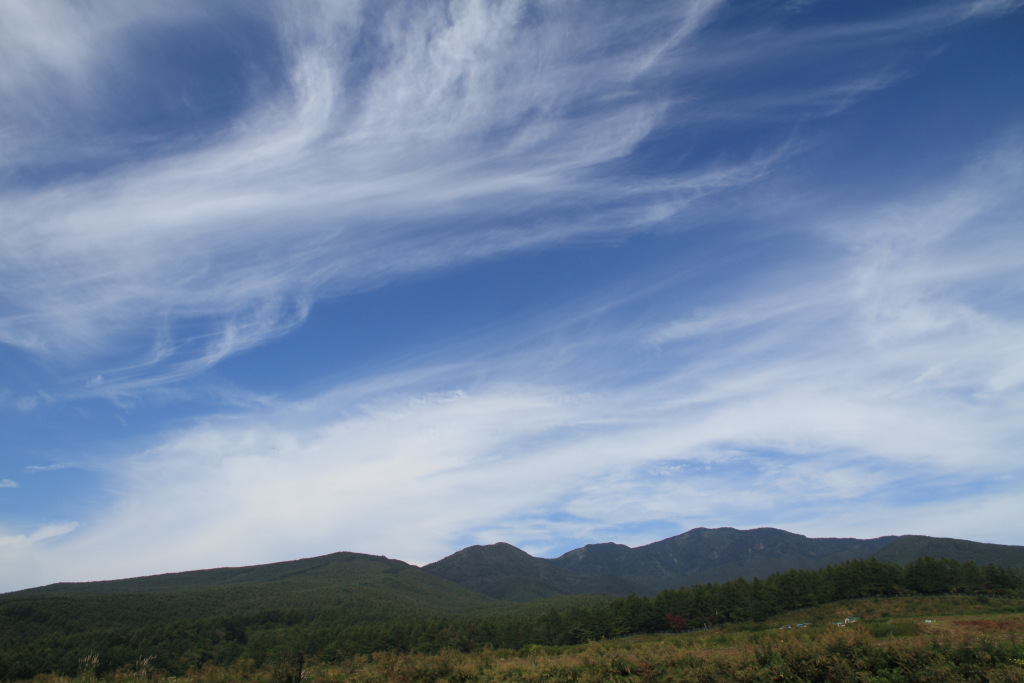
[1,0,1023,593]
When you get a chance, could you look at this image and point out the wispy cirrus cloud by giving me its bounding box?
[4,0,1007,401]
[1,0,730,395]
[24,463,74,473]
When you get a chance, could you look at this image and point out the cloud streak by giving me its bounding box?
[5,0,1005,400]
[4,1,713,392]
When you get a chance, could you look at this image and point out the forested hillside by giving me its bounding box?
[423,542,637,599]
[549,527,898,592]
[428,527,1024,598]
[5,527,1024,679]
[2,555,1020,680]
[13,551,492,610]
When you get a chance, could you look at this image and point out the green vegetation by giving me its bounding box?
[428,527,1024,598]
[10,597,1024,681]
[424,543,635,600]
[876,536,1024,569]
[2,556,1021,681]
[546,527,901,593]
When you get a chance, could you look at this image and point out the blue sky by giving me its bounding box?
[1,0,1023,592]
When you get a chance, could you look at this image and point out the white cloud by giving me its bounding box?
[0,521,77,546]
[3,1,718,394]
[25,463,74,473]
[15,396,40,412]
[0,479,18,489]
[0,522,80,593]
[10,208,1022,584]
[24,386,595,582]
[2,0,990,401]
[781,488,1024,545]
[0,1,209,172]
[964,0,1024,17]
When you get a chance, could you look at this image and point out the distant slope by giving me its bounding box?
[0,553,504,681]
[17,551,422,595]
[5,551,498,621]
[423,542,637,600]
[7,527,1024,609]
[550,527,1024,594]
[874,535,1024,568]
[421,528,905,599]
[552,527,897,593]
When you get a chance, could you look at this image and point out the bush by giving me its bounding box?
[868,620,923,638]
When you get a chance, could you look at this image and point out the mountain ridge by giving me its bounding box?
[548,526,900,593]
[421,542,636,600]
[7,526,1024,601]
[428,526,1024,599]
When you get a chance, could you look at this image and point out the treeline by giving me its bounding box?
[621,555,1022,635]
[421,556,1023,648]
[0,556,1019,680]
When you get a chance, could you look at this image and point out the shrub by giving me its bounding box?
[868,620,923,638]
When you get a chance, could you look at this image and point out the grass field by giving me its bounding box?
[19,596,1024,682]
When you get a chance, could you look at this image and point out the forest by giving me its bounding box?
[1,556,1021,680]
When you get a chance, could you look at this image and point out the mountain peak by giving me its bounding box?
[424,541,637,601]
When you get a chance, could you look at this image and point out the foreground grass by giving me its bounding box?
[22,597,1024,682]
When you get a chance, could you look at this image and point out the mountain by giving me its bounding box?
[874,535,1024,568]
[427,527,1024,599]
[423,542,637,600]
[7,527,1024,606]
[551,527,898,593]
[0,552,515,681]
[6,551,498,620]
[16,551,409,596]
